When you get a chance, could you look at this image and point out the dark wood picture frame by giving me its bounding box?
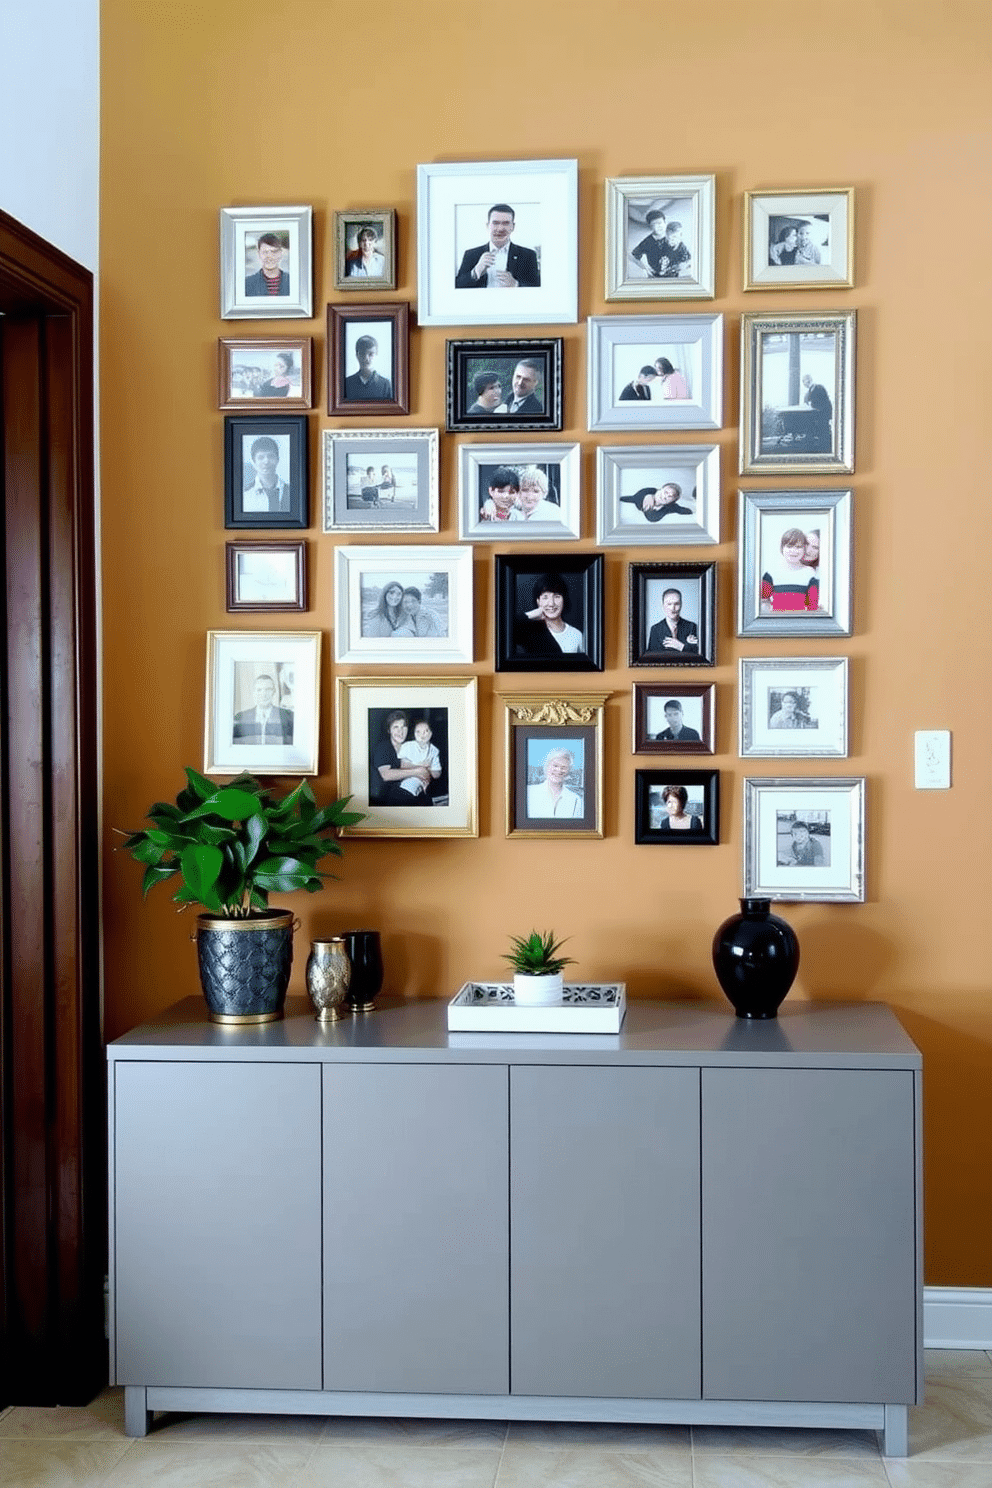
[218,336,313,411]
[224,415,309,530]
[446,336,563,433]
[225,540,307,613]
[495,553,604,673]
[327,300,409,416]
[634,769,720,845]
[628,560,717,668]
[633,683,715,755]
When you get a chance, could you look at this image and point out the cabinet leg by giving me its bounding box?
[124,1387,151,1438]
[882,1404,908,1457]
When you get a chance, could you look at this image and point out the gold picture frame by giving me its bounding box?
[503,693,608,839]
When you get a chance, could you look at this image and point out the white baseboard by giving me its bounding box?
[924,1287,992,1349]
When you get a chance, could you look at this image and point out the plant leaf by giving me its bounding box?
[253,855,319,894]
[180,787,262,825]
[141,863,178,898]
[179,843,224,903]
[183,765,217,802]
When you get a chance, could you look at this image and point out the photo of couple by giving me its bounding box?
[360,574,449,641]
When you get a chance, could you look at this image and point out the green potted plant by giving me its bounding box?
[502,930,574,1007]
[119,767,364,1024]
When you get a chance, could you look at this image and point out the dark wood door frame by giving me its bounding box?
[0,208,103,1405]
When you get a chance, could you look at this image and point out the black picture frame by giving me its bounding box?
[634,769,719,845]
[628,561,717,668]
[327,301,409,416]
[446,337,563,433]
[495,554,604,673]
[224,415,309,530]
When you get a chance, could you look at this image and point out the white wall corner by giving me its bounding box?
[924,1287,992,1349]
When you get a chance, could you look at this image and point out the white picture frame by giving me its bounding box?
[457,443,581,541]
[334,545,473,666]
[204,630,320,776]
[219,205,313,320]
[416,158,578,326]
[597,444,720,547]
[605,173,715,301]
[744,776,865,903]
[744,188,854,291]
[587,314,723,432]
[739,657,849,758]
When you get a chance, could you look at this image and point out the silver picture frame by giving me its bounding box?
[739,657,849,759]
[743,776,865,903]
[587,313,723,432]
[737,489,852,637]
[219,205,313,320]
[605,173,715,301]
[740,310,855,475]
[597,444,720,547]
[322,428,439,535]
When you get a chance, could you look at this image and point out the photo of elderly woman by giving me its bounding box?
[526,742,584,820]
[367,707,449,807]
[360,573,448,639]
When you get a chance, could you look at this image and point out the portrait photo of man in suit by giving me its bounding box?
[455,203,541,289]
[232,673,294,745]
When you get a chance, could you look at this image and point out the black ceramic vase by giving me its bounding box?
[342,929,384,1012]
[712,898,799,1020]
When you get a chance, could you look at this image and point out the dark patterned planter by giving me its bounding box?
[196,909,295,1024]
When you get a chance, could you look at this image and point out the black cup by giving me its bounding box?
[341,930,384,1012]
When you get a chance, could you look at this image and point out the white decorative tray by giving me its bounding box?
[448,982,626,1034]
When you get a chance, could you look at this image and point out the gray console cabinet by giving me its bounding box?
[108,998,922,1454]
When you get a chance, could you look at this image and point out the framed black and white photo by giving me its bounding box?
[219,205,312,320]
[446,337,562,433]
[740,657,848,759]
[226,540,307,613]
[328,301,408,416]
[495,554,604,674]
[597,444,720,546]
[740,311,855,475]
[322,428,439,535]
[224,415,308,529]
[744,776,866,903]
[204,630,320,776]
[417,158,578,326]
[218,337,313,411]
[633,683,715,756]
[336,676,478,839]
[634,769,719,846]
[457,443,580,541]
[332,208,396,292]
[587,314,722,432]
[605,174,715,301]
[744,189,853,292]
[334,545,473,666]
[503,693,607,839]
[629,561,717,668]
[738,489,852,638]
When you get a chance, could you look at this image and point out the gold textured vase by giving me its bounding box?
[305,937,351,1022]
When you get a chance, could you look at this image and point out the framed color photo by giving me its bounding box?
[744,777,865,903]
[224,415,308,530]
[446,337,562,433]
[738,489,852,639]
[495,554,604,674]
[740,310,855,475]
[218,338,313,411]
[744,189,854,291]
[633,683,715,756]
[740,657,848,758]
[605,174,715,301]
[587,314,722,432]
[457,443,580,541]
[336,676,478,838]
[322,427,439,535]
[597,444,719,547]
[629,562,717,668]
[334,545,473,665]
[332,208,396,291]
[226,541,307,613]
[634,769,719,846]
[219,205,312,320]
[503,693,607,839]
[417,158,578,326]
[328,301,408,416]
[204,630,320,776]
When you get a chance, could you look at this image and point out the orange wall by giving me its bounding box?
[100,1,992,1282]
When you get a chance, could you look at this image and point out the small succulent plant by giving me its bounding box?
[502,930,574,977]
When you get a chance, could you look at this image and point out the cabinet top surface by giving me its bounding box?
[107,997,921,1069]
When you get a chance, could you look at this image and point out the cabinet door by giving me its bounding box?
[511,1065,701,1399]
[323,1064,509,1394]
[114,1060,322,1388]
[702,1068,918,1403]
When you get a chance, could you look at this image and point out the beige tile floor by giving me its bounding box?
[1,1351,991,1487]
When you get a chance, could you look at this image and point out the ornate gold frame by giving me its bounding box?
[503,693,609,839]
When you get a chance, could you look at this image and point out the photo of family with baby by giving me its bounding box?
[367,707,449,808]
